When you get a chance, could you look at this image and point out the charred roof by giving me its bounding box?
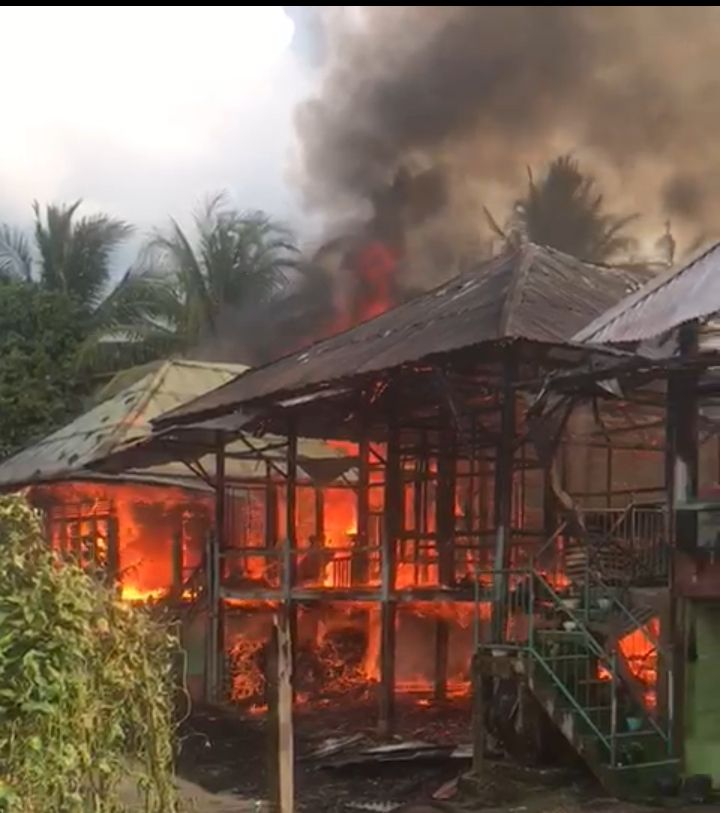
[157,242,648,428]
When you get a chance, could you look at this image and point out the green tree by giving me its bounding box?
[0,281,88,458]
[145,193,299,347]
[485,155,638,263]
[0,201,172,376]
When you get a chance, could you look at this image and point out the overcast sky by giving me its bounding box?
[0,6,313,244]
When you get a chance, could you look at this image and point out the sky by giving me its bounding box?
[0,6,312,245]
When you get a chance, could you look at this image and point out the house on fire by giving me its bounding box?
[134,239,720,797]
[17,236,720,797]
[551,240,720,790]
[0,358,357,699]
[85,243,673,751]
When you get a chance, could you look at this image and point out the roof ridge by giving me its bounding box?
[499,242,537,336]
[97,360,173,457]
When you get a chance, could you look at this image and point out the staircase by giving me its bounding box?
[482,505,678,800]
[514,572,678,798]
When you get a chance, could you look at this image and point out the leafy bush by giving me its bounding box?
[0,495,179,812]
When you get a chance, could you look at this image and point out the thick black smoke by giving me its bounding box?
[293,7,720,259]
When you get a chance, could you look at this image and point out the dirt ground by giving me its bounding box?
[169,700,714,813]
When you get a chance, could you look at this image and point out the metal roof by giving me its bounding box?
[0,359,352,490]
[575,241,720,345]
[157,243,648,427]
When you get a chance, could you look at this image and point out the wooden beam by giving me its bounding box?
[353,434,371,585]
[379,421,401,735]
[207,432,226,704]
[106,514,119,586]
[314,487,325,543]
[171,528,183,599]
[284,422,299,691]
[471,653,486,775]
[274,610,295,813]
[492,354,516,642]
[666,322,699,761]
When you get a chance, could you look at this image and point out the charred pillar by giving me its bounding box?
[471,652,486,775]
[106,514,120,587]
[314,487,325,543]
[666,323,699,757]
[353,435,371,585]
[492,356,516,642]
[265,462,279,550]
[379,421,401,734]
[267,609,294,813]
[435,422,456,699]
[284,423,299,686]
[171,528,183,599]
[206,432,226,704]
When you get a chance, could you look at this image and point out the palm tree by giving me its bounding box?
[485,155,638,263]
[0,201,175,375]
[145,193,299,346]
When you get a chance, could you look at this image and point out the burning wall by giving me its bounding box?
[30,480,214,601]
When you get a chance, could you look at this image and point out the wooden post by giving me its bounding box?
[492,355,516,642]
[106,514,120,586]
[379,421,401,735]
[267,609,295,813]
[277,610,294,813]
[171,528,183,598]
[207,432,226,704]
[204,529,217,704]
[605,444,613,509]
[285,424,299,683]
[353,434,371,585]
[266,463,278,546]
[314,487,325,543]
[471,653,486,775]
[666,323,699,759]
[435,422,456,700]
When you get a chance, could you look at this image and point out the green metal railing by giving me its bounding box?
[526,570,672,765]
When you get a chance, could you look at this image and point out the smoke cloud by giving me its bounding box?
[292,6,720,267]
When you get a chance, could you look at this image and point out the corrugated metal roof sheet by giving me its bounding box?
[157,243,648,426]
[575,241,720,345]
[0,359,350,489]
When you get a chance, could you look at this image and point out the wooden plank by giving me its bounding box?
[353,434,370,585]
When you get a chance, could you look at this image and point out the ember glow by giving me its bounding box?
[226,601,476,707]
[597,616,659,710]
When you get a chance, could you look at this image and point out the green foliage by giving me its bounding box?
[486,155,638,263]
[0,282,88,459]
[0,200,175,381]
[0,495,179,812]
[146,192,299,346]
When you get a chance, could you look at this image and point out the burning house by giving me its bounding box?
[83,242,672,760]
[0,358,357,700]
[555,241,720,789]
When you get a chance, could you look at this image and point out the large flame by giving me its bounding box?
[331,241,399,334]
[30,481,212,602]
